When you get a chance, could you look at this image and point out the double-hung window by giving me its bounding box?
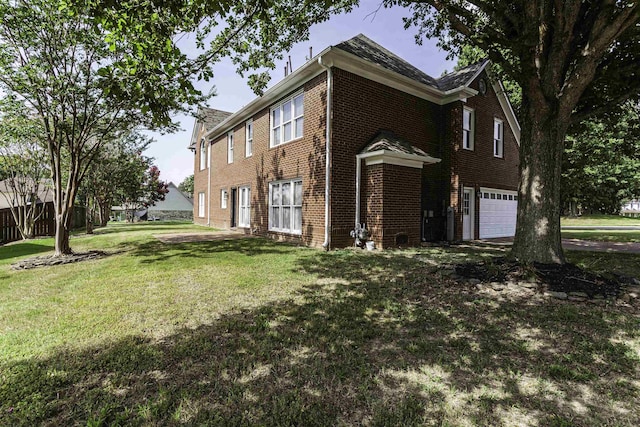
[221,189,228,209]
[493,119,504,158]
[239,186,251,227]
[199,139,206,170]
[227,131,234,163]
[270,92,304,147]
[198,192,205,217]
[245,120,253,157]
[269,179,302,234]
[462,107,474,150]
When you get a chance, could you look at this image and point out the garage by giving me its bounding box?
[479,187,518,238]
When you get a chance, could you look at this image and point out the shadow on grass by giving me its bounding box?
[122,237,301,264]
[0,240,53,261]
[1,250,639,425]
[91,221,196,236]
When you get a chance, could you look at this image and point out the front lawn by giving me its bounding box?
[562,214,640,226]
[1,223,639,426]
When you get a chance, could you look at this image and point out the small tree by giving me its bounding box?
[120,165,169,222]
[0,0,198,255]
[178,175,194,197]
[0,98,50,240]
[80,130,153,230]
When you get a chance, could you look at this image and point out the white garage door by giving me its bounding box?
[479,188,518,238]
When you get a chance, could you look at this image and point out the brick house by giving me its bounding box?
[189,34,520,249]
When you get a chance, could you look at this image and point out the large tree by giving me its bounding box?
[0,0,200,255]
[393,0,640,263]
[456,46,640,217]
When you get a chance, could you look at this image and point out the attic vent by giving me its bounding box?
[395,233,409,246]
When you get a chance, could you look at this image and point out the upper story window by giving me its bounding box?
[199,139,206,170]
[227,131,234,164]
[245,119,253,157]
[493,119,504,158]
[463,107,475,150]
[271,92,304,148]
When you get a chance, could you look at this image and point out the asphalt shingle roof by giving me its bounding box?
[360,130,434,160]
[335,34,440,88]
[189,107,232,149]
[436,60,488,91]
[335,34,486,91]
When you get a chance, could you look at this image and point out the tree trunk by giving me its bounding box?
[511,96,569,264]
[99,200,110,227]
[54,206,73,256]
[86,196,94,235]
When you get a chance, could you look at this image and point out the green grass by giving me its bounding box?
[562,214,640,226]
[1,223,639,426]
[567,250,640,278]
[562,230,640,243]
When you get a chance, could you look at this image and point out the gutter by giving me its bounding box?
[318,56,333,250]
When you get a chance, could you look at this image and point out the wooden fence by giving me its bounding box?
[0,203,86,244]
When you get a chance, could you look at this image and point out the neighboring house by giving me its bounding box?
[622,199,640,216]
[0,179,55,243]
[147,182,194,221]
[111,182,194,221]
[190,34,520,249]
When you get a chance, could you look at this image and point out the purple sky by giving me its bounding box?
[145,0,455,185]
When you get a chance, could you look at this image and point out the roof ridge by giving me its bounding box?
[335,34,439,88]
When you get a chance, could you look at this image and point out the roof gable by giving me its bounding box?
[437,59,489,91]
[189,107,232,149]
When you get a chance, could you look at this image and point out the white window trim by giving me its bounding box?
[198,192,205,218]
[268,179,302,235]
[221,189,228,209]
[270,91,304,148]
[199,139,206,170]
[463,107,475,150]
[239,186,251,228]
[493,118,504,158]
[227,131,234,164]
[245,119,253,157]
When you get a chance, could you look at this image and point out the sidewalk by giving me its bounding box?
[479,237,640,254]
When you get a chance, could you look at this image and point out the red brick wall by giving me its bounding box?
[205,73,328,247]
[192,66,519,247]
[331,68,447,247]
[449,71,520,240]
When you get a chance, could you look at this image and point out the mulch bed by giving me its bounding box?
[11,251,109,270]
[454,257,629,299]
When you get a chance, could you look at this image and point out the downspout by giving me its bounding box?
[207,141,211,226]
[355,154,362,228]
[318,56,333,249]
